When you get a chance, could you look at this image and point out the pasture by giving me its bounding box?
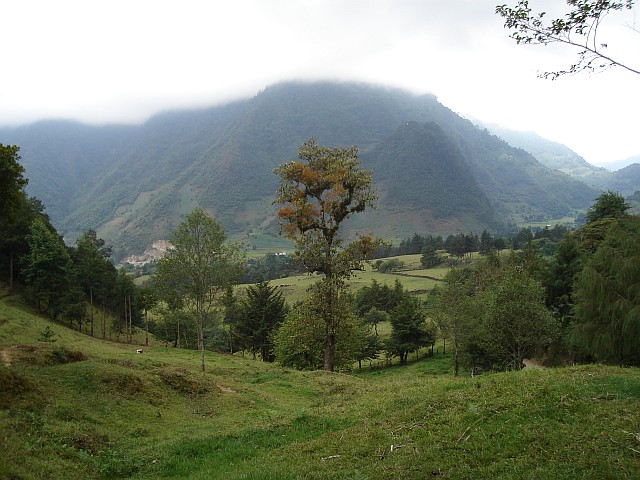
[1,285,639,480]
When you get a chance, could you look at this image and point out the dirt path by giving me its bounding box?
[1,347,12,367]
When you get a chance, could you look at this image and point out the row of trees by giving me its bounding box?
[374,225,570,267]
[1,145,140,340]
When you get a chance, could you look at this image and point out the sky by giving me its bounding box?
[2,0,638,166]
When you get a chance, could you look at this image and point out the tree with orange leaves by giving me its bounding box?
[274,138,381,371]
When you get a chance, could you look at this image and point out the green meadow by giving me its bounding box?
[1,284,639,480]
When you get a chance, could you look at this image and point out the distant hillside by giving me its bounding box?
[0,121,136,223]
[0,82,599,259]
[487,126,604,178]
[487,125,640,205]
[603,155,640,171]
[585,163,640,198]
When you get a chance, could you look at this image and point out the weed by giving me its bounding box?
[37,325,57,343]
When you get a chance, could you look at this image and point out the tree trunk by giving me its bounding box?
[128,294,133,342]
[9,251,13,289]
[102,300,106,339]
[324,332,335,372]
[89,285,94,337]
[199,310,205,372]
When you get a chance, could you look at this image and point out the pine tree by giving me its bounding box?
[238,281,287,361]
[572,216,640,365]
[22,218,73,319]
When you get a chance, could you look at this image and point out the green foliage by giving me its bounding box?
[571,215,640,365]
[237,281,288,361]
[21,217,74,319]
[387,295,435,364]
[478,263,558,370]
[37,326,57,343]
[444,232,478,259]
[585,190,630,223]
[377,257,405,272]
[0,194,49,287]
[354,279,404,316]
[242,252,304,283]
[435,254,557,372]
[546,234,583,323]
[0,144,28,223]
[153,208,244,370]
[272,295,366,371]
[72,229,116,337]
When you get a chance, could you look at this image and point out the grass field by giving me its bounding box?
[1,285,639,480]
[266,254,449,304]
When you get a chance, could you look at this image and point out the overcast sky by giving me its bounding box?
[2,0,638,166]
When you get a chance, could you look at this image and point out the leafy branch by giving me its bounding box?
[496,0,639,79]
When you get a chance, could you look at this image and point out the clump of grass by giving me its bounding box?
[0,366,36,408]
[156,367,210,395]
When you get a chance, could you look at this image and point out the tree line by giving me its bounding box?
[1,145,141,341]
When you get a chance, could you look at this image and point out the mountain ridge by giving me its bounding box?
[0,81,600,259]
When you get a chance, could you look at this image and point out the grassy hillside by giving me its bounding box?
[1,287,639,479]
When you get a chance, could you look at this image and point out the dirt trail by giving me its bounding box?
[1,347,12,367]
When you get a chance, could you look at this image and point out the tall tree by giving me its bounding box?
[113,268,137,341]
[479,262,557,370]
[153,208,244,371]
[138,285,158,346]
[420,245,444,268]
[22,218,73,319]
[387,295,434,364]
[434,268,479,376]
[73,230,112,337]
[274,138,380,371]
[546,234,583,325]
[0,144,28,223]
[238,280,288,361]
[273,290,367,371]
[496,0,639,79]
[435,253,556,373]
[571,215,640,365]
[0,195,48,288]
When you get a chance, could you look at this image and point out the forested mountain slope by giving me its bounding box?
[0,82,598,258]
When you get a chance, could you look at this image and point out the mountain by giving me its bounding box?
[585,163,640,198]
[486,126,605,178]
[603,155,640,171]
[0,121,137,222]
[0,82,599,259]
[487,125,640,203]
